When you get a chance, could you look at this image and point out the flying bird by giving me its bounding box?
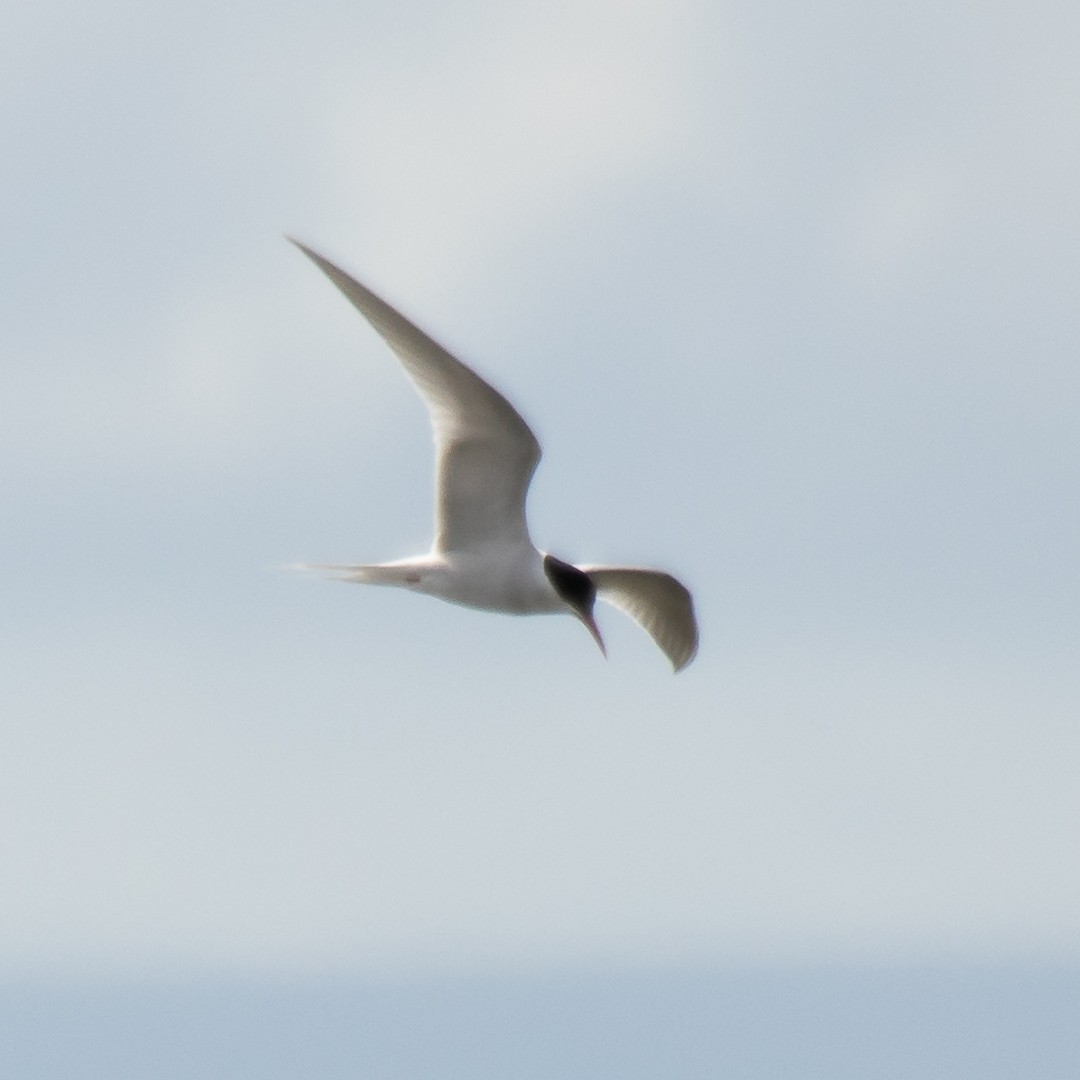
[291,240,698,671]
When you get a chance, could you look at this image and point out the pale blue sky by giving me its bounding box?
[3,0,1079,1073]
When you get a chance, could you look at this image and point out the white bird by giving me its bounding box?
[291,239,699,672]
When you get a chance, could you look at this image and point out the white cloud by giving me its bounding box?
[305,0,696,294]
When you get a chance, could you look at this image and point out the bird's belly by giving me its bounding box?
[418,553,562,615]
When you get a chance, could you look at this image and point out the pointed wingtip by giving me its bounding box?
[286,234,317,259]
[670,638,699,674]
[671,653,694,674]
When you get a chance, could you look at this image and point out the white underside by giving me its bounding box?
[317,544,567,615]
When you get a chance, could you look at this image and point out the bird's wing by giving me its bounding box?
[579,566,699,672]
[292,240,541,553]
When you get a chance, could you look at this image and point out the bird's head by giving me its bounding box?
[543,554,606,658]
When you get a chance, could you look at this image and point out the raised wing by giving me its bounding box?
[580,566,699,672]
[292,240,541,553]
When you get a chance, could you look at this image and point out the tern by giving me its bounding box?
[291,240,699,671]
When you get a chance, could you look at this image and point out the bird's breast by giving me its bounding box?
[419,548,564,615]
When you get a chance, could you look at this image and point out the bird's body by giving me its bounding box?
[319,547,565,615]
[292,239,699,671]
